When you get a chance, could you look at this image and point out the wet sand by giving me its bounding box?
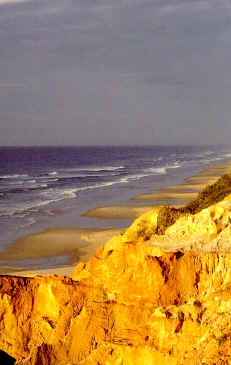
[159,184,206,192]
[84,205,156,219]
[184,176,221,184]
[0,265,76,277]
[131,191,198,202]
[0,227,124,276]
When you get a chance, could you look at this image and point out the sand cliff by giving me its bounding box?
[2,177,231,363]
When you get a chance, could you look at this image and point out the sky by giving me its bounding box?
[0,0,231,146]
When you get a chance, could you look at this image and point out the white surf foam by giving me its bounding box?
[147,167,167,174]
[0,198,59,217]
[120,174,150,183]
[0,159,182,218]
[64,166,125,173]
[37,176,58,181]
[0,174,28,179]
[58,181,120,197]
[166,162,181,169]
[146,162,181,174]
[59,173,104,179]
[48,171,58,176]
[46,173,151,201]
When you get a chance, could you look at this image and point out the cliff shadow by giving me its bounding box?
[0,350,15,364]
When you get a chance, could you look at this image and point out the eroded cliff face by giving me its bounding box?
[2,196,231,364]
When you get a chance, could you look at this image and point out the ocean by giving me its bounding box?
[1,145,231,267]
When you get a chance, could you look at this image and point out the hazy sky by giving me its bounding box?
[0,0,231,146]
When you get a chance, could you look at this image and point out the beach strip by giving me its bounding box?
[83,205,156,219]
[0,227,124,276]
[83,165,230,219]
[2,160,231,277]
[131,191,198,202]
[132,162,231,202]
[159,183,205,192]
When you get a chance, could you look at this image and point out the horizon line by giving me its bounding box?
[0,143,228,148]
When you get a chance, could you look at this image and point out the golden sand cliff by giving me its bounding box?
[2,167,231,364]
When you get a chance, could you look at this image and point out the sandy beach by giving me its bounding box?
[132,162,231,202]
[159,183,204,191]
[131,191,198,202]
[0,227,124,276]
[83,205,156,219]
[1,160,231,277]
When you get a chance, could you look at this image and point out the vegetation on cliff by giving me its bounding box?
[156,173,231,234]
[185,173,231,213]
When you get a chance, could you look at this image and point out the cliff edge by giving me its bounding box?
[2,175,231,364]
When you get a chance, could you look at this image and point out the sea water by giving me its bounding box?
[1,145,231,267]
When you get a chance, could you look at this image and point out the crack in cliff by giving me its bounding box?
[155,256,170,283]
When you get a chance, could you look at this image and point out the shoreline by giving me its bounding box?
[1,160,231,277]
[0,227,124,276]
